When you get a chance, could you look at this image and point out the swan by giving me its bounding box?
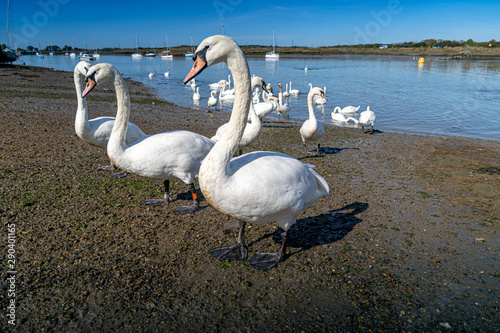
[73,61,146,173]
[276,83,290,120]
[148,71,154,79]
[82,62,215,214]
[252,88,260,104]
[331,107,348,123]
[208,90,218,108]
[266,83,274,96]
[164,69,169,77]
[211,75,268,155]
[305,65,308,72]
[254,90,278,119]
[289,81,300,95]
[283,83,291,97]
[334,105,360,115]
[183,35,329,270]
[351,106,376,133]
[219,85,235,101]
[189,78,196,88]
[300,87,327,154]
[209,82,221,90]
[193,87,201,100]
[308,83,327,105]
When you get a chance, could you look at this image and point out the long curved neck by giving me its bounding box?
[74,69,90,136]
[108,68,131,154]
[307,92,317,129]
[248,82,260,125]
[206,47,251,171]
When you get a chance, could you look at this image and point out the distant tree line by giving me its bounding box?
[338,38,499,48]
[12,38,500,54]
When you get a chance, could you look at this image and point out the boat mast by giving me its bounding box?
[6,0,10,46]
[273,28,276,53]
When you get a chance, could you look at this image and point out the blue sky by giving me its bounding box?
[2,0,499,49]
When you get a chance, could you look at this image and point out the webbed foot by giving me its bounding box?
[209,242,248,261]
[247,252,284,270]
[173,200,199,215]
[96,165,115,171]
[110,171,128,178]
[143,198,168,206]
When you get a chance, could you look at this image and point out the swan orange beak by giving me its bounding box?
[321,92,328,100]
[183,56,207,84]
[82,77,96,98]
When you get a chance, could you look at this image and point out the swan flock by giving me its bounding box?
[70,35,388,270]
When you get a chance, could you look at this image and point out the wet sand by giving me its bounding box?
[0,64,499,332]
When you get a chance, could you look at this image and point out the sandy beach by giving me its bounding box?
[0,64,498,332]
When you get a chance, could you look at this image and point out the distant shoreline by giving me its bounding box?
[19,45,500,61]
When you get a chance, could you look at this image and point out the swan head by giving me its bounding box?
[183,35,239,84]
[82,63,116,98]
[75,61,91,77]
[309,87,326,101]
[251,75,269,93]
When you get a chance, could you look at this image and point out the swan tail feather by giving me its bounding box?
[305,164,330,197]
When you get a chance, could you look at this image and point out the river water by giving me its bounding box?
[20,53,500,141]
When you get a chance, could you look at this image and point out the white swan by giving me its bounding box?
[82,62,215,214]
[300,87,327,154]
[211,75,268,155]
[193,87,200,100]
[308,83,327,105]
[283,83,291,97]
[208,90,218,108]
[209,82,222,90]
[183,35,329,270]
[189,78,196,88]
[73,61,146,173]
[219,85,235,101]
[289,81,300,95]
[254,90,278,119]
[266,83,274,96]
[164,69,169,77]
[334,105,360,115]
[331,107,348,123]
[352,106,376,133]
[252,88,260,104]
[148,71,154,79]
[277,83,290,120]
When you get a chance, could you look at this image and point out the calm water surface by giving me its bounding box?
[21,54,500,141]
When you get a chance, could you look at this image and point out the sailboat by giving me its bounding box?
[145,36,156,57]
[161,34,173,59]
[265,28,280,60]
[131,33,143,59]
[185,35,194,58]
[1,0,17,63]
[69,35,76,58]
[93,33,101,59]
[36,43,44,59]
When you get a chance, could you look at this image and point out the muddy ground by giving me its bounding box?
[0,65,499,332]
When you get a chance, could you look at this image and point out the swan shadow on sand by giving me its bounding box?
[298,147,360,160]
[248,202,368,259]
